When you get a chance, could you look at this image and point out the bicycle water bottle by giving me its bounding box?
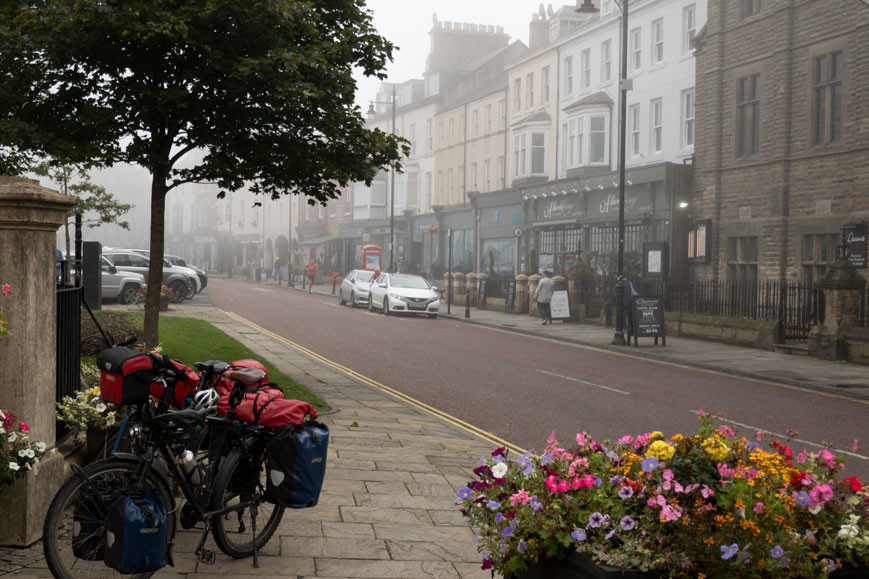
[177,449,201,484]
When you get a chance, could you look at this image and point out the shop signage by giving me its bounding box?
[844,223,867,268]
[541,198,583,220]
[630,295,666,347]
[589,190,653,217]
[551,289,570,319]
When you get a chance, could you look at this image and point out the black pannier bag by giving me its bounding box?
[265,420,329,508]
[104,492,168,574]
[97,346,154,405]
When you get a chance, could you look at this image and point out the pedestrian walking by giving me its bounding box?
[534,270,554,324]
[305,259,318,293]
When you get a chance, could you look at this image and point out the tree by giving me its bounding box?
[0,0,406,347]
[32,161,132,260]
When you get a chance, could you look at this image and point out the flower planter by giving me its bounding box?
[86,426,109,462]
[505,551,652,579]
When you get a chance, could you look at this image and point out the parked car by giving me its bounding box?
[338,269,375,307]
[367,273,440,318]
[102,250,193,303]
[101,257,145,304]
[130,249,207,292]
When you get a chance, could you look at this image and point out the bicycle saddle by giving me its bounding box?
[225,367,267,385]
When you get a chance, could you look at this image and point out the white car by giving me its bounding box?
[367,273,440,318]
[338,269,375,307]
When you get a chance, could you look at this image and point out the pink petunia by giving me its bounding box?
[1,283,10,296]
[853,439,859,452]
[753,502,764,514]
[19,421,29,432]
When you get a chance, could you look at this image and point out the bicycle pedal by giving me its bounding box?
[199,548,216,565]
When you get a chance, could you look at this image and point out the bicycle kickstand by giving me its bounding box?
[250,503,259,568]
[194,516,216,565]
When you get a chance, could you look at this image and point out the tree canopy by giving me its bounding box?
[0,0,405,346]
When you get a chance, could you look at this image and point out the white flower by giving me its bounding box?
[24,448,35,459]
[9,461,19,471]
[0,426,5,434]
[34,441,46,453]
[95,403,107,413]
[492,462,508,478]
[7,432,16,443]
[105,415,115,427]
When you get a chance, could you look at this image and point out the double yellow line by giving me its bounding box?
[226,312,526,456]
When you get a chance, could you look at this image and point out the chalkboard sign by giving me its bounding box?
[845,224,867,269]
[477,278,487,307]
[630,295,666,347]
[551,290,570,320]
[504,281,516,312]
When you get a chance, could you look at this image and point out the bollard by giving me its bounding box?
[302,274,306,291]
[332,274,337,295]
[465,288,470,319]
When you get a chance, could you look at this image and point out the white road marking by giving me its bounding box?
[537,369,630,395]
[691,411,868,461]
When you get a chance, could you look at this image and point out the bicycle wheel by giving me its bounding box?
[210,446,284,558]
[43,459,176,579]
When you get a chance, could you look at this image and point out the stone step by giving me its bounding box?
[772,342,810,356]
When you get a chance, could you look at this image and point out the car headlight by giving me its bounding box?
[389,293,404,301]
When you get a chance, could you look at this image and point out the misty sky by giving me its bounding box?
[354,0,537,108]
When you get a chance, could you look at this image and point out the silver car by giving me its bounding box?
[101,257,145,304]
[338,269,375,307]
[103,250,191,303]
[367,273,440,318]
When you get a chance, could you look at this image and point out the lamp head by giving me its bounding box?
[367,101,376,115]
[575,0,599,14]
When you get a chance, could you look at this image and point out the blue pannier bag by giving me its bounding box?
[104,492,168,574]
[265,420,329,508]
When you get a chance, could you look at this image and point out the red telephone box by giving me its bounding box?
[360,245,382,271]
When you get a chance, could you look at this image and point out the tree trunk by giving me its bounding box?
[143,172,168,348]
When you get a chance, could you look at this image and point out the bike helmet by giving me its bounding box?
[192,389,220,415]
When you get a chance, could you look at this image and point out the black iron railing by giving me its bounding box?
[55,286,82,442]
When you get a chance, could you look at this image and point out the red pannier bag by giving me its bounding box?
[97,347,154,405]
[218,385,316,428]
[214,359,270,396]
[149,361,201,408]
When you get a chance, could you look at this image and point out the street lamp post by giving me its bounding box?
[368,85,397,272]
[577,0,629,346]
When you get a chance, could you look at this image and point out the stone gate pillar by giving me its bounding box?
[528,274,541,317]
[0,177,76,546]
[515,274,529,314]
[808,255,866,361]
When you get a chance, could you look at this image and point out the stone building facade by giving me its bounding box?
[689,0,869,283]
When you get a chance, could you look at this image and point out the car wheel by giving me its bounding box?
[169,280,187,303]
[339,291,346,306]
[383,298,390,315]
[368,297,375,312]
[120,284,139,305]
[185,279,196,300]
[349,291,355,308]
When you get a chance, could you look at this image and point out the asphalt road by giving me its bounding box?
[204,277,869,480]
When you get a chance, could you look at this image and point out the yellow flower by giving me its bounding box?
[650,430,664,441]
[670,433,683,442]
[646,440,675,461]
[702,437,729,461]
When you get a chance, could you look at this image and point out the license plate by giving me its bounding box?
[408,302,426,310]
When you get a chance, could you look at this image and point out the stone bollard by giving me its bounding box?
[528,274,542,317]
[515,274,529,314]
[452,272,465,307]
[808,254,866,361]
[466,272,478,307]
[0,177,75,546]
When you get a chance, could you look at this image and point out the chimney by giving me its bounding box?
[529,7,549,51]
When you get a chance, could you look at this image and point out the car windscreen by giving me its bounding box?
[356,271,373,283]
[390,274,431,289]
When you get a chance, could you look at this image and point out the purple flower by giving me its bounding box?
[458,487,472,501]
[593,476,602,486]
[770,545,784,559]
[805,529,815,543]
[501,524,514,538]
[571,528,587,542]
[620,516,635,531]
[721,543,739,560]
[487,500,501,511]
[530,497,543,513]
[609,475,625,485]
[606,450,619,462]
[602,514,611,525]
[618,485,634,499]
[641,457,659,472]
[588,512,604,528]
[821,559,837,573]
[541,453,552,465]
[495,512,504,524]
[606,529,617,540]
[517,540,528,553]
[795,491,810,507]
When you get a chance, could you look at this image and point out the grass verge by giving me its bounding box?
[81,310,327,408]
